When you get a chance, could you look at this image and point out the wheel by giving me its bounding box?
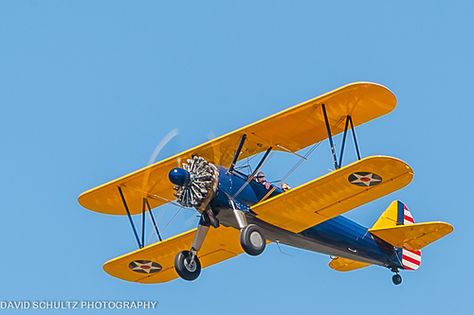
[174,250,201,281]
[392,274,402,285]
[240,224,266,256]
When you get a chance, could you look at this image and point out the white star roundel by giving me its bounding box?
[348,172,382,187]
[128,260,162,274]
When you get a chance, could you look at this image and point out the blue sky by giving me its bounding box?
[0,1,472,314]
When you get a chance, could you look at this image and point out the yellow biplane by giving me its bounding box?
[78,82,452,285]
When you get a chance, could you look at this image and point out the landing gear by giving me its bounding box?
[230,200,266,256]
[390,266,402,285]
[175,250,201,281]
[174,222,209,281]
[240,224,266,256]
[392,273,402,285]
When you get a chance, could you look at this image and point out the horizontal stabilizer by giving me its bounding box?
[369,221,453,251]
[329,257,371,272]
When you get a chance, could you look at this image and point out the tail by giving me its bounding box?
[370,200,453,271]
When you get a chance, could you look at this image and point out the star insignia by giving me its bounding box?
[348,172,382,187]
[128,260,162,274]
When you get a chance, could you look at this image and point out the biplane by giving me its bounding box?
[78,82,453,285]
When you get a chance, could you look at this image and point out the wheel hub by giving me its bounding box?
[250,231,264,248]
[184,258,197,272]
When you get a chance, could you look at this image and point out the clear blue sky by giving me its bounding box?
[0,1,472,314]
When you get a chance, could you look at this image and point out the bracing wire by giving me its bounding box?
[275,240,293,257]
[161,206,185,235]
[259,113,349,203]
[259,140,322,203]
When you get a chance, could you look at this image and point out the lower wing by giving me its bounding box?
[103,225,242,283]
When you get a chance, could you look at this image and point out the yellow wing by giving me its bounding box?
[251,156,413,233]
[329,257,371,272]
[368,222,453,251]
[103,225,243,283]
[79,82,396,215]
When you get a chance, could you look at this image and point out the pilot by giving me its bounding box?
[281,183,291,191]
[256,171,271,190]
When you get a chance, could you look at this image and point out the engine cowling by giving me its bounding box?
[168,156,218,212]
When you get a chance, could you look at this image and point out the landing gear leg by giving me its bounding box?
[204,207,219,228]
[174,223,209,281]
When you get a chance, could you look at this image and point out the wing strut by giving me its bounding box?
[118,187,165,248]
[248,147,272,180]
[232,146,272,199]
[349,116,361,160]
[321,103,339,169]
[229,134,247,173]
[141,197,146,247]
[322,103,362,169]
[118,186,143,248]
[338,115,361,166]
[144,198,163,242]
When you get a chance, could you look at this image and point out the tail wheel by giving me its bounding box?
[240,224,266,256]
[174,250,201,281]
[392,274,402,285]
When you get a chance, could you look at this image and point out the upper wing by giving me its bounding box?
[251,156,413,233]
[103,225,243,283]
[368,222,453,251]
[79,82,396,215]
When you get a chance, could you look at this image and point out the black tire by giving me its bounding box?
[240,224,266,256]
[174,250,201,281]
[392,274,402,285]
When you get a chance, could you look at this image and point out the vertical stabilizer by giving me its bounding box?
[372,200,421,270]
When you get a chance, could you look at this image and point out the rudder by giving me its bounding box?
[399,202,421,270]
[372,200,421,270]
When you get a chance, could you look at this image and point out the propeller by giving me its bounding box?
[142,130,222,245]
[147,128,179,165]
[145,130,221,242]
[142,128,183,243]
[142,128,180,193]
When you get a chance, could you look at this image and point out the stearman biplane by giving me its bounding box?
[78,82,453,285]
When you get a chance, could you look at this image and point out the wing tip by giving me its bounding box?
[339,81,397,110]
[77,189,123,215]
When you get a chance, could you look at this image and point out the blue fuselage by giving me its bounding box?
[210,168,402,269]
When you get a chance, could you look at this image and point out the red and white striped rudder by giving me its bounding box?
[401,203,422,270]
